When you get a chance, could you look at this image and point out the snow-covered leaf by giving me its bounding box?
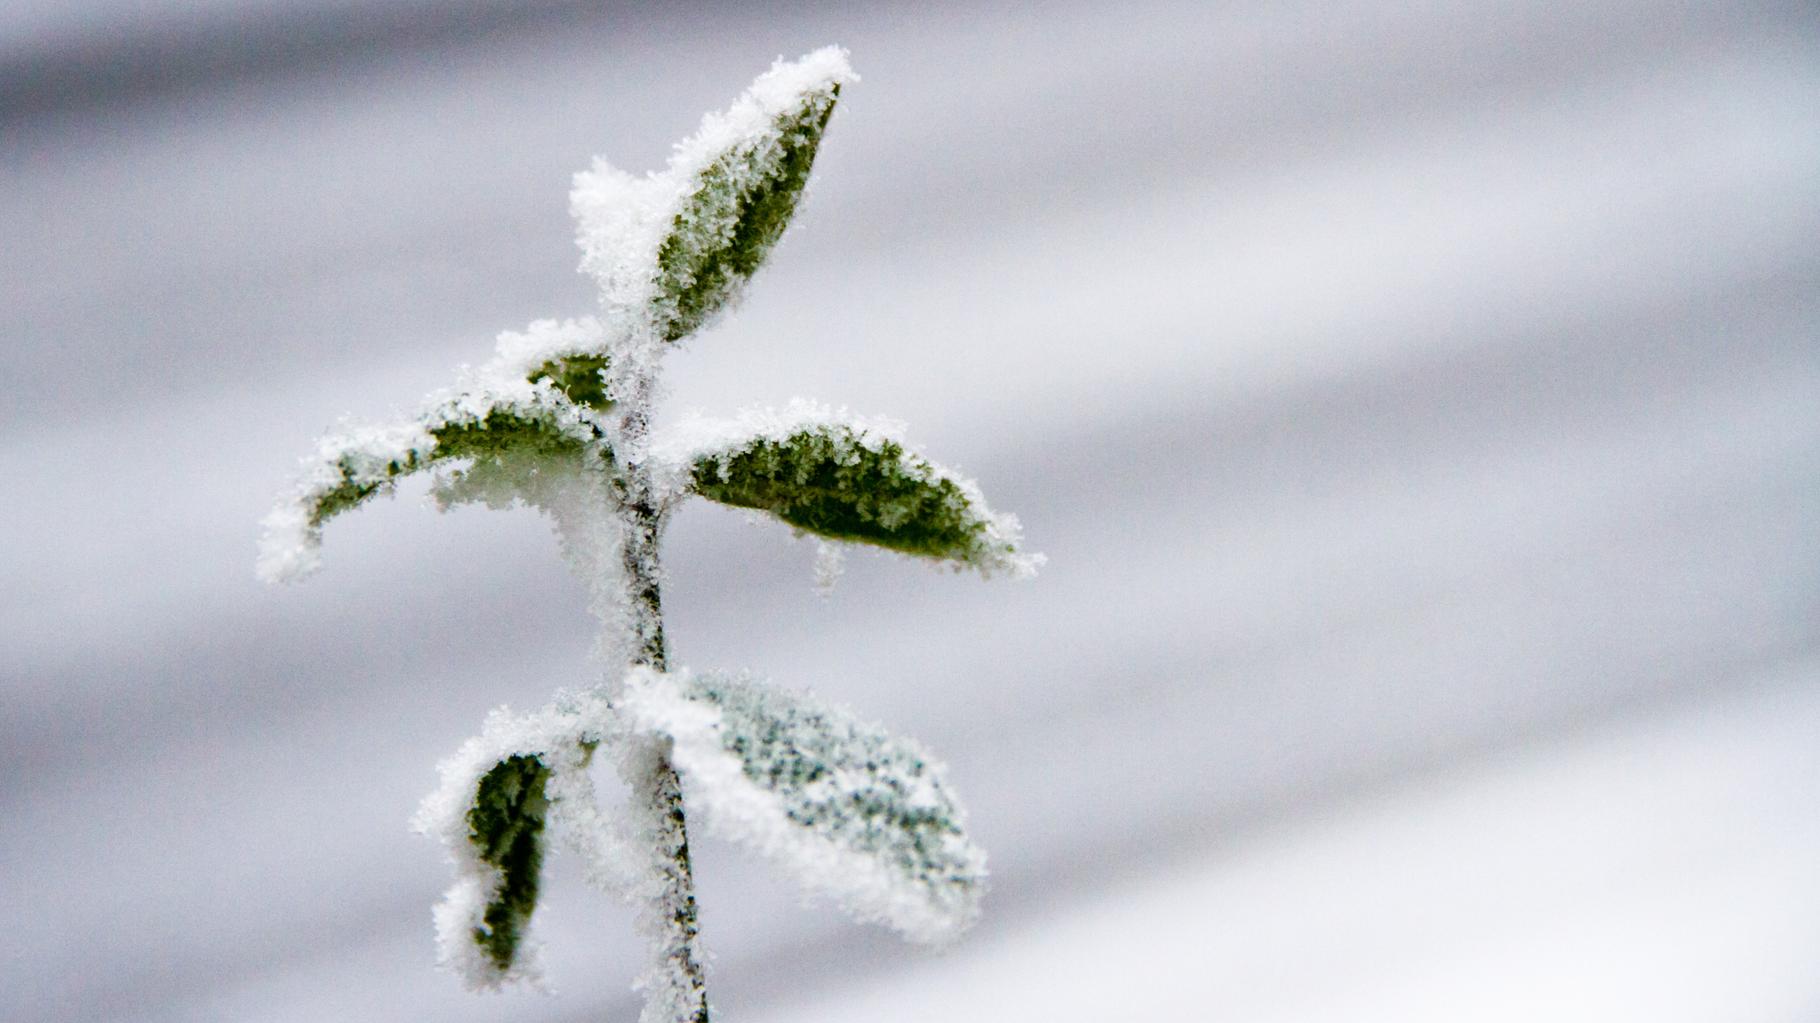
[490,318,617,412]
[662,402,1041,577]
[650,50,847,342]
[572,47,853,346]
[412,693,622,990]
[623,667,987,943]
[256,379,605,583]
[464,754,551,977]
[528,353,612,411]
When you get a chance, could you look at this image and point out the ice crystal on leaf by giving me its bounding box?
[259,46,1036,1023]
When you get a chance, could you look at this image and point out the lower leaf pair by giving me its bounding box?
[413,669,985,990]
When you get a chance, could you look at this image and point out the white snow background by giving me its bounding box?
[3,1,1818,1020]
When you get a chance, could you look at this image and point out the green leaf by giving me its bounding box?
[685,420,1036,576]
[624,668,985,942]
[652,83,841,342]
[259,384,609,583]
[307,403,597,530]
[412,691,617,989]
[466,755,552,973]
[528,354,613,412]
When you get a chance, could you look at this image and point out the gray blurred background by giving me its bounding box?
[4,1,1818,1020]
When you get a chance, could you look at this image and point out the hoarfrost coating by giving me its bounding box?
[255,46,1035,1022]
[622,668,987,944]
[654,399,1042,579]
[412,691,621,990]
[255,375,603,584]
[413,665,993,992]
[572,45,856,346]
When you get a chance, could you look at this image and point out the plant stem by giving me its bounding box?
[619,492,710,1023]
[610,373,709,1022]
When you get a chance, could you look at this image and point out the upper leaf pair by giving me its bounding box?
[259,393,1038,584]
[258,47,1036,583]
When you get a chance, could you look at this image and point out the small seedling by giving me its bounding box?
[258,47,1039,1023]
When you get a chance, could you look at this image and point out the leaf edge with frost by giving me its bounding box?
[653,400,1042,579]
[622,666,987,945]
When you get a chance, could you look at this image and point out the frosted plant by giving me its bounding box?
[257,47,1039,1023]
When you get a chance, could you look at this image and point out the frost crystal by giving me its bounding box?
[624,668,987,943]
[811,539,845,595]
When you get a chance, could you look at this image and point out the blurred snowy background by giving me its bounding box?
[4,1,1819,1020]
